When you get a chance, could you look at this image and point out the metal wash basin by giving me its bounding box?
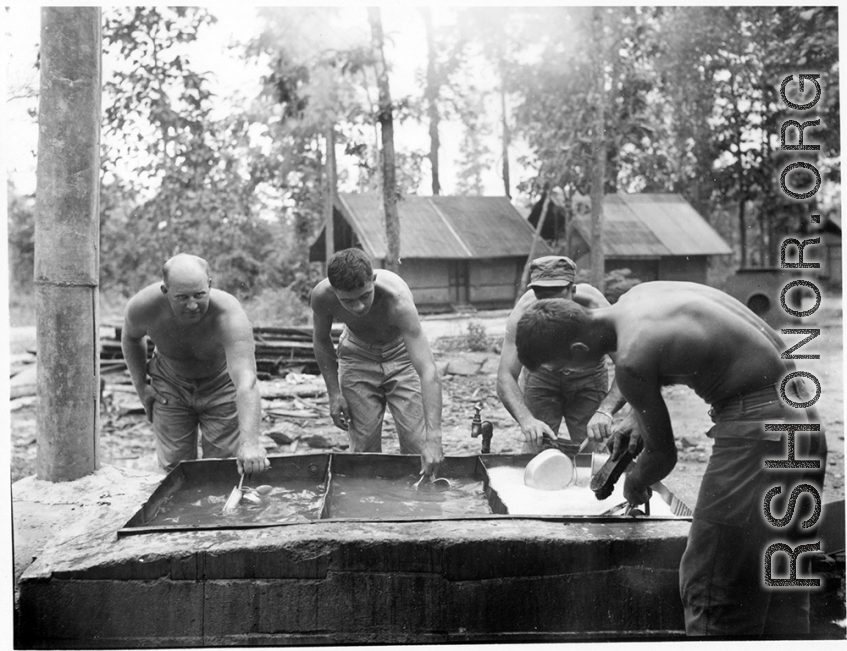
[118,452,692,536]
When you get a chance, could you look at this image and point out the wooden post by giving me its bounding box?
[517,188,552,299]
[368,7,401,273]
[324,125,336,268]
[589,7,606,292]
[34,7,101,481]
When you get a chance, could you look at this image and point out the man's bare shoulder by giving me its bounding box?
[374,270,415,307]
[205,290,254,348]
[572,283,608,308]
[310,278,337,308]
[125,282,166,320]
[374,269,411,294]
[208,288,246,315]
[509,290,536,318]
[613,337,660,385]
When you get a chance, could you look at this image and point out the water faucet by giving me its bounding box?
[470,405,494,453]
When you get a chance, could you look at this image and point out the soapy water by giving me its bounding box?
[141,462,674,527]
[486,466,675,517]
[145,475,489,526]
[326,474,490,519]
[148,480,324,526]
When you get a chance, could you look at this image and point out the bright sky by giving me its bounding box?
[3,5,525,200]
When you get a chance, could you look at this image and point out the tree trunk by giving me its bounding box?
[731,72,748,269]
[35,7,102,481]
[589,7,606,292]
[499,60,511,199]
[368,7,401,273]
[518,189,552,298]
[738,198,748,268]
[422,7,441,196]
[324,125,336,268]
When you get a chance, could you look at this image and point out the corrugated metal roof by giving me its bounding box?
[620,194,733,255]
[336,193,550,260]
[573,193,732,258]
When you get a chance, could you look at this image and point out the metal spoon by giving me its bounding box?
[222,474,245,514]
[414,475,453,491]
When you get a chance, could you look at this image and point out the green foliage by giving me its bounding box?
[13,5,837,314]
[575,267,642,304]
[7,180,35,292]
[602,269,643,304]
[98,7,299,297]
[465,320,490,351]
[102,7,218,189]
[455,94,493,196]
[490,6,839,271]
[241,287,312,327]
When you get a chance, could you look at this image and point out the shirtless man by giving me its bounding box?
[121,253,270,476]
[311,248,444,479]
[515,281,827,637]
[497,256,623,453]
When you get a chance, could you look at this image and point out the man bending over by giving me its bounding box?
[311,248,444,479]
[122,253,270,476]
[497,255,623,453]
[515,281,826,637]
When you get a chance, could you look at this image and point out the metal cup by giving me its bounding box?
[591,451,610,478]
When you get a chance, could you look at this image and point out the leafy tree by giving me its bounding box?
[455,94,493,196]
[656,6,839,268]
[7,180,36,292]
[455,7,532,198]
[99,6,287,296]
[368,7,401,272]
[421,7,442,196]
[414,8,470,196]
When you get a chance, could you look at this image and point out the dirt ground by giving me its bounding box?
[9,323,845,513]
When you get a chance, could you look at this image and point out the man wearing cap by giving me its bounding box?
[497,255,624,452]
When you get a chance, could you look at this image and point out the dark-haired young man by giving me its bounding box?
[514,281,827,637]
[497,255,623,453]
[121,253,270,476]
[311,248,444,479]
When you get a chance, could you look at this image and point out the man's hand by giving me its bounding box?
[606,411,642,460]
[623,472,652,507]
[587,409,614,442]
[419,436,445,479]
[237,441,270,476]
[520,417,557,449]
[140,383,167,422]
[330,395,350,430]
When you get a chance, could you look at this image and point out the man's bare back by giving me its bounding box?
[611,281,789,405]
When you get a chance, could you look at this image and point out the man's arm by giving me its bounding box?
[310,287,349,430]
[614,362,677,506]
[120,298,165,421]
[220,306,269,476]
[572,283,609,310]
[586,374,627,442]
[396,298,444,479]
[496,303,557,448]
[573,285,630,441]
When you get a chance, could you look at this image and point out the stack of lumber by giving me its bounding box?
[252,326,340,377]
[98,322,342,378]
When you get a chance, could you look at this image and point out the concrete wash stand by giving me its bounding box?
[14,456,694,647]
